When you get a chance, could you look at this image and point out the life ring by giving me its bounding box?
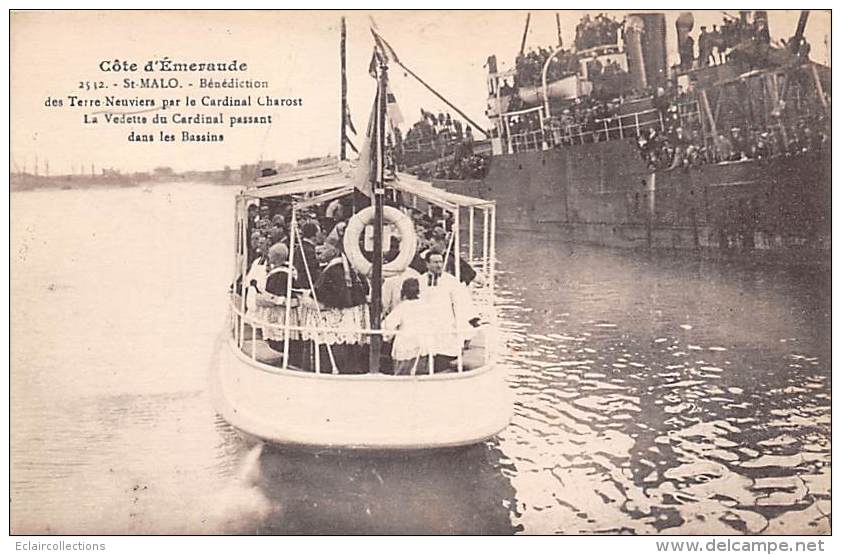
[343,205,417,278]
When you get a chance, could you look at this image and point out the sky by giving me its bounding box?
[11,10,830,175]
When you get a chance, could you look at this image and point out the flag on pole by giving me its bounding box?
[386,85,403,127]
[352,92,378,199]
[354,38,403,199]
[370,27,401,65]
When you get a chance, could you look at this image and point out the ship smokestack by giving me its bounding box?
[675,12,695,70]
[624,15,648,91]
[626,13,669,90]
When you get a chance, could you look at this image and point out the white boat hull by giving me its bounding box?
[210,337,513,450]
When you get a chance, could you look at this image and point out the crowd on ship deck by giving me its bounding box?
[503,93,640,146]
[402,109,474,154]
[513,47,579,88]
[410,152,489,181]
[575,13,622,51]
[401,109,489,180]
[494,9,825,164]
[691,16,763,69]
[638,88,830,170]
[238,195,483,375]
[499,77,830,170]
[680,12,812,71]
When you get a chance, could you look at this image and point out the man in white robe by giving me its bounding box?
[418,251,475,372]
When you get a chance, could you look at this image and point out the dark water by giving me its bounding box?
[11,186,830,534]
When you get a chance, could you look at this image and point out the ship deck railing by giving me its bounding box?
[503,101,703,154]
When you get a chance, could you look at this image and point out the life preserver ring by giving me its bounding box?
[343,205,417,278]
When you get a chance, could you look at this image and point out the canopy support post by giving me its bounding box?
[468,206,475,263]
[489,206,496,295]
[238,199,249,349]
[483,208,490,278]
[282,208,298,370]
[454,207,463,373]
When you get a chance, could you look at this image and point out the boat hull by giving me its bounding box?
[210,337,513,450]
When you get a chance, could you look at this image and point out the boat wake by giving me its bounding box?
[193,443,274,534]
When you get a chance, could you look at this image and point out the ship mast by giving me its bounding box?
[790,11,810,54]
[519,13,531,57]
[368,55,388,374]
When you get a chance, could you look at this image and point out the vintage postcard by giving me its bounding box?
[9,9,831,537]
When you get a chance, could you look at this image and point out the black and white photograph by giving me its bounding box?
[8,8,832,538]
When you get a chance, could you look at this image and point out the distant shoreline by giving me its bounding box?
[10,173,242,192]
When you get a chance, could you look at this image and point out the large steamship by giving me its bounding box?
[422,11,830,257]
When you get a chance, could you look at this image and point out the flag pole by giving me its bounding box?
[368,58,387,374]
[340,17,348,161]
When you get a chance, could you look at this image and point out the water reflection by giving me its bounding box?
[252,443,519,534]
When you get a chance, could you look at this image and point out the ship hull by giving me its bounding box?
[435,140,830,258]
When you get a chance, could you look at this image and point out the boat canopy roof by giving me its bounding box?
[394,172,494,209]
[242,161,494,210]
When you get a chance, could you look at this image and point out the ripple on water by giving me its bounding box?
[493,236,830,535]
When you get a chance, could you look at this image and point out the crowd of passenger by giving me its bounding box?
[694,15,766,68]
[505,108,543,136]
[401,109,486,180]
[681,12,811,71]
[500,95,627,149]
[574,13,622,51]
[637,89,830,170]
[239,195,483,375]
[514,46,579,88]
[412,152,489,181]
[402,109,474,153]
[499,78,830,170]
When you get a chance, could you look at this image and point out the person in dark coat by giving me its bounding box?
[308,242,370,374]
[294,220,321,290]
[315,252,369,310]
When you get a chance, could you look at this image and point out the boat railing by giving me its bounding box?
[228,271,498,377]
[233,175,498,379]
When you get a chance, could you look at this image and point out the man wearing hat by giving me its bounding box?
[698,26,710,67]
